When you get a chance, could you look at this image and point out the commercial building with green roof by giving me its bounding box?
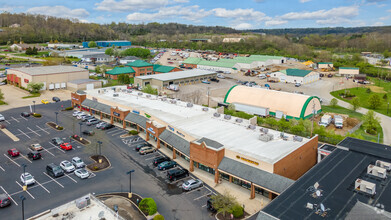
[272,68,319,85]
[126,60,153,68]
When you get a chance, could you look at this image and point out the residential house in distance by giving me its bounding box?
[10,43,44,51]
[222,38,244,43]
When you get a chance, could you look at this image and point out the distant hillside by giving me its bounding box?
[250,26,391,36]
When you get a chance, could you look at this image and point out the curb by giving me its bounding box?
[71,136,91,146]
[96,192,148,219]
[45,122,65,132]
[86,155,112,173]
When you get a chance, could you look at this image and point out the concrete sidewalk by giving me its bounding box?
[137,132,268,216]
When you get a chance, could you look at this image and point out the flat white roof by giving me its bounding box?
[136,69,216,81]
[10,65,86,76]
[87,86,311,164]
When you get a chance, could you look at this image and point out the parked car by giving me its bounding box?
[41,99,49,104]
[207,199,216,212]
[139,146,156,155]
[0,194,11,208]
[152,156,170,167]
[216,74,225,79]
[20,173,35,185]
[72,111,81,117]
[77,113,87,120]
[201,80,210,84]
[30,143,43,151]
[82,130,95,136]
[52,137,64,146]
[295,83,301,87]
[135,143,152,151]
[27,151,41,160]
[167,168,189,181]
[158,161,177,170]
[96,122,107,129]
[52,97,60,102]
[74,168,90,179]
[86,119,99,126]
[81,115,94,122]
[46,163,64,178]
[60,160,75,173]
[327,74,333,78]
[210,78,219,83]
[21,112,30,117]
[60,143,72,151]
[72,157,85,168]
[101,123,114,130]
[0,114,5,121]
[182,179,203,191]
[7,148,19,157]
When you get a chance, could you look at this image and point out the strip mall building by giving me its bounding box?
[71,86,318,200]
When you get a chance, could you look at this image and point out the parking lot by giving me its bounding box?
[0,101,216,220]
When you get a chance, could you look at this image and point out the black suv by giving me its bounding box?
[52,137,64,146]
[101,123,114,130]
[152,156,170,166]
[27,151,41,160]
[52,97,60,102]
[21,112,30,117]
[167,168,189,181]
[207,199,216,212]
[46,163,64,178]
[135,143,152,151]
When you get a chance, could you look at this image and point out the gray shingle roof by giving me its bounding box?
[81,99,111,114]
[218,157,294,194]
[197,137,224,149]
[159,130,190,156]
[124,113,148,129]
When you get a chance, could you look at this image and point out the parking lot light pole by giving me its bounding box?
[79,122,83,136]
[127,170,135,198]
[97,141,102,156]
[55,112,59,125]
[20,195,26,220]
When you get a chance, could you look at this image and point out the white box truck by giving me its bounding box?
[334,115,343,129]
[319,115,332,127]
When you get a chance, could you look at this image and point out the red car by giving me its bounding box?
[7,148,20,157]
[60,143,72,151]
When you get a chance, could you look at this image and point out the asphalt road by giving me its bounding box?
[0,101,216,220]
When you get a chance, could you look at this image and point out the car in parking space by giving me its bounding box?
[52,137,64,146]
[0,114,5,121]
[60,143,72,151]
[210,78,219,83]
[135,143,152,151]
[81,115,94,121]
[182,179,203,191]
[96,122,107,129]
[73,111,81,117]
[46,163,64,178]
[77,113,87,119]
[21,112,30,117]
[207,199,216,212]
[139,146,156,155]
[27,151,41,160]
[167,168,189,181]
[30,143,43,151]
[82,130,95,136]
[52,97,60,102]
[101,123,114,130]
[74,168,90,179]
[152,156,170,167]
[201,80,210,84]
[20,173,35,185]
[7,148,19,157]
[41,99,49,104]
[86,119,100,126]
[217,74,225,79]
[158,161,177,170]
[295,83,301,87]
[0,194,11,208]
[60,160,75,173]
[72,157,85,168]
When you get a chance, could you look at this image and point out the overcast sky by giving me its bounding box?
[1,0,390,29]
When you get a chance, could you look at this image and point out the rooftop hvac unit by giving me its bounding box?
[202,108,209,111]
[224,115,231,120]
[170,100,177,104]
[161,97,167,101]
[355,179,376,196]
[259,128,269,134]
[138,92,143,96]
[293,136,303,142]
[213,113,220,117]
[367,165,387,179]
[259,133,274,142]
[187,103,193,107]
[376,160,391,171]
[235,118,243,123]
[75,196,91,209]
[113,93,119,97]
[146,94,151,98]
[248,125,256,130]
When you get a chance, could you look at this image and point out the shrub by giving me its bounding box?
[231,204,244,218]
[153,215,165,220]
[139,198,157,216]
[65,107,73,111]
[330,98,338,107]
[129,130,139,135]
[33,113,41,118]
[93,166,98,170]
[57,126,64,130]
[366,88,371,93]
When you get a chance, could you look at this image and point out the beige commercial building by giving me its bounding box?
[6,65,96,91]
[339,67,359,75]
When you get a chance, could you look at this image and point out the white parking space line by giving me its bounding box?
[36,125,50,134]
[89,172,96,179]
[3,154,21,167]
[111,131,127,136]
[27,127,41,136]
[106,128,121,134]
[204,186,216,195]
[11,116,19,123]
[0,186,18,206]
[20,116,28,121]
[17,129,31,139]
[201,204,207,208]
[186,187,204,194]
[64,173,78,183]
[0,165,4,171]
[43,172,64,188]
[194,193,211,201]
[36,180,50,193]
[145,156,158,161]
[42,147,55,157]
[48,142,66,153]
[4,120,10,124]
[15,181,35,199]
[20,154,32,164]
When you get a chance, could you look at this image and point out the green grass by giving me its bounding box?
[355,125,383,143]
[102,77,134,87]
[330,78,391,116]
[14,51,49,57]
[0,100,7,105]
[22,93,41,99]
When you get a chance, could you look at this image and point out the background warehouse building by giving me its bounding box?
[224,85,322,119]
[271,69,320,84]
[6,65,100,91]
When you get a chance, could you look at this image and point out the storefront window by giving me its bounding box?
[232,177,251,190]
[221,173,230,181]
[198,162,215,175]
